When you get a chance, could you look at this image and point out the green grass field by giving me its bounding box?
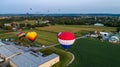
[63,38,120,67]
[36,25,116,33]
[40,47,73,67]
[0,25,118,67]
[0,30,57,45]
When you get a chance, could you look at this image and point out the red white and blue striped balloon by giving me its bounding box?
[58,32,75,49]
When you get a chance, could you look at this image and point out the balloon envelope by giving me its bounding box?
[58,32,75,49]
[17,32,26,40]
[26,31,37,42]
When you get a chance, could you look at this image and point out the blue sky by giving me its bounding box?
[0,0,120,14]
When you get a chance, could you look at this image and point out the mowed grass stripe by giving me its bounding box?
[36,25,81,33]
[0,30,57,45]
[61,25,116,32]
[68,38,120,67]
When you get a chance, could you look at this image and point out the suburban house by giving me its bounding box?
[10,51,59,67]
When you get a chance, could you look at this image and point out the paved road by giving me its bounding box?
[66,52,75,66]
[33,35,87,51]
[2,35,87,51]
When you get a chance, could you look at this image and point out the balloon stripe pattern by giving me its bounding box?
[17,32,26,39]
[58,39,75,45]
[58,32,75,49]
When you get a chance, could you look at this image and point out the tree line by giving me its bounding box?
[0,16,120,29]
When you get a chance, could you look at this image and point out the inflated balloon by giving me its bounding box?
[58,32,75,50]
[26,31,37,42]
[17,32,26,40]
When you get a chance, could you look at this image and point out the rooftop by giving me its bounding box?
[11,51,59,67]
[0,42,6,46]
[0,45,24,57]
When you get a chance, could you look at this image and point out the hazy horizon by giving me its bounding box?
[0,0,120,14]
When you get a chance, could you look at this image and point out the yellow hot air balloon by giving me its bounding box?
[26,31,37,42]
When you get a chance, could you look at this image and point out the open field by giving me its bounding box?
[0,25,116,45]
[59,38,120,67]
[0,30,57,45]
[0,25,117,67]
[36,25,116,33]
[62,25,116,32]
[17,20,35,25]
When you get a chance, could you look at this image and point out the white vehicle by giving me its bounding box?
[90,34,98,38]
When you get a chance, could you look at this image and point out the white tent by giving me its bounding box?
[109,33,120,43]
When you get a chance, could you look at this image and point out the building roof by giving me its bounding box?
[11,51,59,67]
[0,42,6,46]
[94,23,104,26]
[0,45,24,57]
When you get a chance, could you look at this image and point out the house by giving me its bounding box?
[109,33,120,43]
[94,23,104,26]
[0,45,24,61]
[10,51,59,67]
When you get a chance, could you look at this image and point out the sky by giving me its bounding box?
[0,0,120,14]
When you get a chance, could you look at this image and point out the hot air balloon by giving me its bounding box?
[58,32,75,50]
[17,32,26,40]
[26,31,37,42]
[30,8,32,10]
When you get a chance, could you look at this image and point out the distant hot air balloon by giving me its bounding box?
[30,8,32,10]
[58,32,75,50]
[17,32,26,40]
[26,31,37,42]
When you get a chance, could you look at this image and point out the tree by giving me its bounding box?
[116,27,120,33]
[97,35,102,40]
[19,24,25,28]
[0,22,4,29]
[4,26,12,30]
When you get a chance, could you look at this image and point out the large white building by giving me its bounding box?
[0,44,24,61]
[94,23,104,26]
[0,41,59,67]
[10,51,59,67]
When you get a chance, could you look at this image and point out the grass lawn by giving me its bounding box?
[40,47,73,67]
[60,25,116,32]
[63,38,120,67]
[36,25,81,33]
[36,25,116,37]
[36,25,116,33]
[0,30,58,45]
[17,20,36,25]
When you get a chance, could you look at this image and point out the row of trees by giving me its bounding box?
[0,19,50,31]
[0,16,120,27]
[49,16,120,27]
[116,27,120,33]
